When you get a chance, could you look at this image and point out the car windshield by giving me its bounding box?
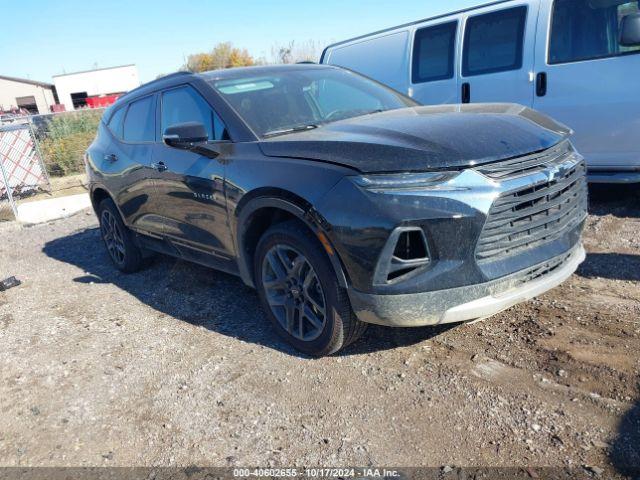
[208,67,418,138]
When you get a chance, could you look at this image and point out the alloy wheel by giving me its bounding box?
[261,244,327,342]
[100,210,126,266]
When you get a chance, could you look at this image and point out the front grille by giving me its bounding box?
[476,153,588,262]
[476,140,574,180]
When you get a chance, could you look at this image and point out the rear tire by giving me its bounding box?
[254,220,367,356]
[98,198,143,273]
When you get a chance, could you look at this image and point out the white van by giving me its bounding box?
[320,0,640,183]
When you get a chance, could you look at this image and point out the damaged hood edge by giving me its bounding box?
[258,104,572,174]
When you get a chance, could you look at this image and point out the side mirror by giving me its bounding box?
[163,122,208,150]
[620,13,640,47]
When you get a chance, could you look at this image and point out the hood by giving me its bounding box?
[259,104,571,173]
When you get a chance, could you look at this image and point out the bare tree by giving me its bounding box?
[270,40,320,64]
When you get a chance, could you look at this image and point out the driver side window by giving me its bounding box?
[161,85,230,141]
[549,0,640,64]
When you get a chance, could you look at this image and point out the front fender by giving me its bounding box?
[234,195,349,289]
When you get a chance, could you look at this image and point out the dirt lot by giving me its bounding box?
[0,186,638,475]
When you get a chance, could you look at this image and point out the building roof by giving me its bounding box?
[52,64,137,78]
[0,75,53,89]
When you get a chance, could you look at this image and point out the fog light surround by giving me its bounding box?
[374,227,431,285]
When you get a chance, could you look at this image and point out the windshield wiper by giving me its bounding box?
[263,124,319,138]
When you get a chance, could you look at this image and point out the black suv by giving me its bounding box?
[86,64,587,356]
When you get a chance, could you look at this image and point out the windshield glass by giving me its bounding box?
[208,67,418,138]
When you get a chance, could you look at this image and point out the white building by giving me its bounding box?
[0,75,56,114]
[53,64,140,111]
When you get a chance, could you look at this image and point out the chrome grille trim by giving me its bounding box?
[476,140,574,180]
[475,153,588,262]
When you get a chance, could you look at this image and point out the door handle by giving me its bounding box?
[462,82,471,104]
[104,153,118,163]
[151,161,167,172]
[536,72,547,97]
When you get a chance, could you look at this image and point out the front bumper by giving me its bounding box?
[348,244,585,327]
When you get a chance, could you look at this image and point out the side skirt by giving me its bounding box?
[136,233,241,278]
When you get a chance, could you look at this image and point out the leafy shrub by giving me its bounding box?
[38,110,103,176]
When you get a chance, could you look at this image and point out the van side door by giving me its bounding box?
[458,0,541,106]
[152,84,236,266]
[409,17,461,104]
[323,31,411,96]
[533,0,640,175]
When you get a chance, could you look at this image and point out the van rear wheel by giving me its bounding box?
[254,221,367,356]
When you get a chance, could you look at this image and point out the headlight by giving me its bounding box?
[351,171,461,193]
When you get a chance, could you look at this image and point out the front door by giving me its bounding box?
[152,84,235,262]
[458,1,540,106]
[533,0,640,171]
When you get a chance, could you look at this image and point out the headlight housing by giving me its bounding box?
[351,171,461,193]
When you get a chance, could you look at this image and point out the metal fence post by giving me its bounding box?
[0,159,18,220]
[28,120,52,193]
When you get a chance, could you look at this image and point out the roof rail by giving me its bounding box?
[154,71,194,81]
[119,71,194,100]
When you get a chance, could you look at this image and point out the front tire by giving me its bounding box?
[98,198,143,273]
[254,221,367,356]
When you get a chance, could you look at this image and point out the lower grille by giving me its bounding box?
[476,158,588,262]
[515,250,574,287]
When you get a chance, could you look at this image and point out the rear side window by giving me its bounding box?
[107,106,126,139]
[123,96,155,142]
[462,6,528,76]
[161,85,229,141]
[412,21,457,83]
[549,0,640,64]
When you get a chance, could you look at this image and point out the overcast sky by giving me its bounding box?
[2,0,481,83]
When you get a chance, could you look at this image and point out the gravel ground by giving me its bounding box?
[0,185,638,475]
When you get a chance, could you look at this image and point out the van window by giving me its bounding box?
[123,96,155,142]
[549,0,640,64]
[462,6,527,76]
[107,106,126,139]
[412,21,457,83]
[161,85,229,141]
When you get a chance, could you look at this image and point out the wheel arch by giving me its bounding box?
[90,185,131,226]
[235,189,349,289]
[90,185,115,213]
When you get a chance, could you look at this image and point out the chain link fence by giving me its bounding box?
[0,108,104,221]
[0,122,50,221]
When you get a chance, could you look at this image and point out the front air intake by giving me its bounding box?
[374,227,430,285]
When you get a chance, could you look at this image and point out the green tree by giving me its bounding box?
[184,42,255,72]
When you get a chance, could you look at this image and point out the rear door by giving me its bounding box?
[459,1,540,105]
[104,95,164,236]
[533,0,640,171]
[152,84,235,260]
[409,18,461,104]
